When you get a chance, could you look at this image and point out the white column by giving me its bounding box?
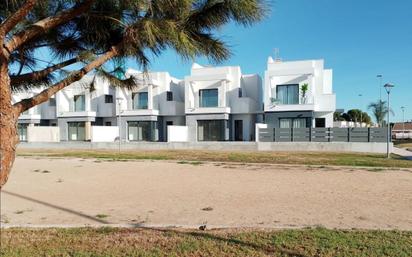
[148,84,154,110]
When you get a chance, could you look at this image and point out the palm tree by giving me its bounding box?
[0,0,268,187]
[368,100,393,127]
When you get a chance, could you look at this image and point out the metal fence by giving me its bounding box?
[259,127,388,143]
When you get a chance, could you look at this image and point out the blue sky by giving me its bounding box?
[125,0,412,122]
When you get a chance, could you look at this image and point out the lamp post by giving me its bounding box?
[358,94,363,127]
[116,97,124,154]
[401,106,405,139]
[377,74,383,102]
[384,83,394,158]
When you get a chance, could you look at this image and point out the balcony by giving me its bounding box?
[266,96,315,112]
[186,106,231,114]
[120,109,160,116]
[58,111,96,118]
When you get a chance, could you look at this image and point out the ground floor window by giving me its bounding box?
[315,118,326,128]
[128,121,157,141]
[68,122,86,141]
[198,120,226,141]
[18,124,28,142]
[279,118,308,128]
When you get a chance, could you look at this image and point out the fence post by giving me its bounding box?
[291,127,294,142]
[368,128,371,142]
[309,127,312,142]
[328,128,331,142]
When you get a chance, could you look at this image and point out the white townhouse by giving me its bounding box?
[56,76,117,141]
[184,63,262,142]
[116,69,185,142]
[264,58,336,129]
[13,90,58,141]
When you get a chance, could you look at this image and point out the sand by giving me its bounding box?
[1,157,412,230]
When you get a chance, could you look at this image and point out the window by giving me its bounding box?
[132,92,148,109]
[73,95,85,111]
[315,118,326,128]
[199,89,218,107]
[49,98,56,106]
[197,120,226,141]
[105,95,113,103]
[18,124,28,142]
[68,122,85,141]
[166,91,173,101]
[276,84,299,105]
[279,118,307,128]
[238,88,243,98]
[105,121,112,126]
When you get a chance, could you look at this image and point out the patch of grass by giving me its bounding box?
[17,149,412,168]
[1,227,411,257]
[366,168,386,172]
[95,214,109,219]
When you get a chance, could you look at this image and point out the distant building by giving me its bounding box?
[392,122,412,139]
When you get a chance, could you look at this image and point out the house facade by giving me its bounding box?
[56,76,116,141]
[184,63,262,142]
[264,58,336,129]
[13,58,337,143]
[116,69,185,142]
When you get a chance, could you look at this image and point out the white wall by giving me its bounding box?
[27,126,60,142]
[167,126,189,142]
[255,123,268,142]
[91,126,119,142]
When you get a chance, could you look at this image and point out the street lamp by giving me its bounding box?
[116,97,124,153]
[358,94,363,127]
[377,74,383,102]
[401,106,405,139]
[384,83,394,158]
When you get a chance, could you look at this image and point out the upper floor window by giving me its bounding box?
[74,95,85,111]
[49,98,56,106]
[276,84,299,105]
[199,89,218,108]
[166,91,173,101]
[132,92,148,109]
[238,88,243,98]
[105,95,113,103]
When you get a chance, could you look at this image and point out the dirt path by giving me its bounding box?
[1,157,412,230]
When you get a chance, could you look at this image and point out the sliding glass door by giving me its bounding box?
[68,122,86,141]
[198,120,226,141]
[128,121,156,141]
[276,84,299,104]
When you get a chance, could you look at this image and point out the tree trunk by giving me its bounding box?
[0,58,19,188]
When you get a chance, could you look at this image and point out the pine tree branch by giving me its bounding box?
[5,0,94,54]
[10,57,78,87]
[0,0,37,36]
[13,45,119,114]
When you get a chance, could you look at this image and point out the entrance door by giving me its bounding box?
[165,121,173,141]
[234,120,243,141]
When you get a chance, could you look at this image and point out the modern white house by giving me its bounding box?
[56,76,117,141]
[116,69,185,142]
[184,63,262,142]
[264,58,336,129]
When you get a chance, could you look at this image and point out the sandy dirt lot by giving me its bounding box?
[1,157,412,230]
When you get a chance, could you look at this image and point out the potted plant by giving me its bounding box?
[301,83,309,104]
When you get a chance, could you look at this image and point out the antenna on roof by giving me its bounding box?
[274,48,282,62]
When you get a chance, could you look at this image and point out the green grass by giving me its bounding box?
[1,227,411,257]
[17,149,412,168]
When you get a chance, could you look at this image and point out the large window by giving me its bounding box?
[279,118,307,128]
[199,89,218,107]
[132,92,148,109]
[198,120,226,141]
[68,122,85,141]
[74,95,86,111]
[276,84,299,105]
[18,124,28,142]
[128,121,156,141]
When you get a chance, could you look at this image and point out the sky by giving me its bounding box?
[124,0,412,122]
